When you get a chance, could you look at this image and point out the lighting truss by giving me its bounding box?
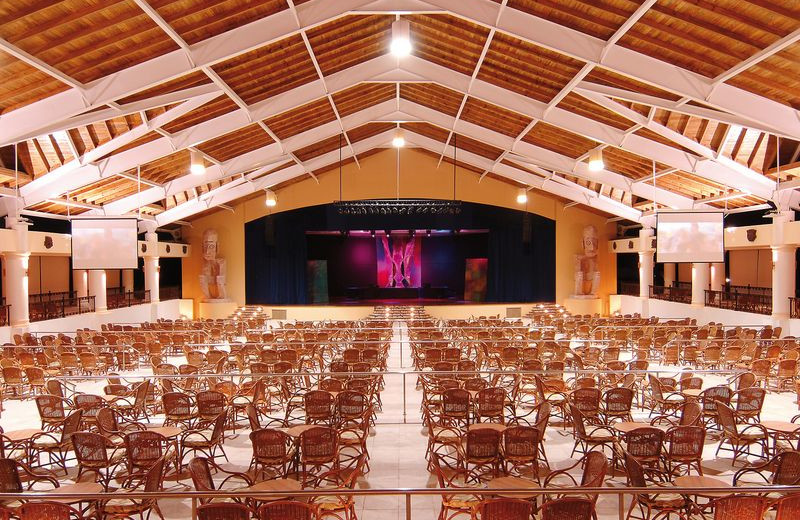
[334,199,462,215]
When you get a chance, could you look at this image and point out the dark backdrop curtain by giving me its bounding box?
[245,201,555,304]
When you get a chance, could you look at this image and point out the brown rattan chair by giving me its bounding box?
[710,494,769,520]
[73,393,105,431]
[34,394,70,432]
[162,391,197,429]
[0,457,59,510]
[543,450,607,504]
[71,431,125,490]
[733,387,766,423]
[477,497,534,520]
[250,428,295,480]
[303,390,335,426]
[256,500,317,520]
[99,456,165,520]
[647,375,684,417]
[602,387,634,424]
[441,388,471,429]
[188,456,253,505]
[622,449,688,520]
[623,427,664,471]
[459,427,501,483]
[430,453,481,520]
[715,403,769,465]
[17,501,89,520]
[502,426,541,482]
[299,426,339,487]
[569,404,616,458]
[699,385,733,429]
[774,493,800,520]
[96,406,146,447]
[570,387,601,425]
[664,425,705,476]
[198,502,252,520]
[308,453,366,520]
[732,450,800,493]
[474,387,506,424]
[124,430,178,476]
[28,410,82,474]
[196,390,228,427]
[541,497,595,520]
[180,412,229,467]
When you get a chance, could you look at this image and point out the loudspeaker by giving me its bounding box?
[263,216,275,247]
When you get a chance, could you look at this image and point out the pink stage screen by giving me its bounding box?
[376,236,422,288]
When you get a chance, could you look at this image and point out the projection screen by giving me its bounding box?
[71,218,139,270]
[656,212,724,263]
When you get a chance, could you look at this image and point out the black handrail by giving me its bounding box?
[107,290,151,310]
[705,289,771,315]
[28,296,95,322]
[649,284,691,303]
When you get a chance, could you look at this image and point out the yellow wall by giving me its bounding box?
[729,249,771,288]
[182,148,616,314]
[28,256,70,294]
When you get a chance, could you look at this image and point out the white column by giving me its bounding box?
[3,253,30,326]
[122,269,134,293]
[638,228,654,298]
[73,270,88,298]
[691,262,710,306]
[663,263,676,287]
[710,262,726,292]
[88,270,107,313]
[144,256,160,303]
[772,246,796,319]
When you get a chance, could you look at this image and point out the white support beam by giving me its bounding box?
[574,89,776,199]
[712,27,800,86]
[16,92,223,209]
[0,37,85,90]
[421,0,800,139]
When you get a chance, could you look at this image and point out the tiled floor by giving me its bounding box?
[3,322,798,519]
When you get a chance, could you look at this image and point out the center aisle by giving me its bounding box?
[359,317,434,519]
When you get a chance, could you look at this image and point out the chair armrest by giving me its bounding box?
[543,468,580,488]
[587,425,617,437]
[732,466,771,486]
[739,423,769,438]
[17,461,60,489]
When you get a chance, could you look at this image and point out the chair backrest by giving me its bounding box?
[72,431,111,466]
[735,387,766,414]
[478,498,534,520]
[541,497,595,520]
[188,457,216,492]
[772,450,800,485]
[18,501,83,520]
[503,426,537,458]
[665,425,705,458]
[256,500,316,520]
[35,395,66,422]
[465,428,501,459]
[712,495,769,520]
[125,431,168,468]
[625,427,664,458]
[250,428,290,459]
[580,450,608,489]
[300,427,338,459]
[775,494,800,520]
[0,458,23,493]
[198,503,251,520]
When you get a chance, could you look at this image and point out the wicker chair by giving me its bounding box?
[502,426,541,482]
[650,401,701,429]
[34,394,70,432]
[196,390,228,427]
[303,390,335,426]
[250,428,295,480]
[0,458,59,510]
[601,387,634,424]
[299,426,339,487]
[162,392,197,429]
[73,393,104,431]
[441,388,471,429]
[543,450,607,504]
[541,497,595,520]
[710,495,769,520]
[715,403,769,465]
[124,430,179,476]
[99,456,165,520]
[474,387,506,424]
[180,412,229,467]
[732,450,800,493]
[774,493,800,520]
[28,410,82,473]
[335,390,369,428]
[771,359,797,391]
[422,407,462,472]
[17,501,90,520]
[188,456,253,505]
[430,453,482,520]
[71,431,125,490]
[647,375,684,417]
[256,501,317,520]
[663,425,705,476]
[699,385,733,429]
[198,502,252,520]
[622,450,688,520]
[569,404,616,458]
[623,427,664,467]
[477,498,534,520]
[733,387,766,423]
[459,427,501,483]
[96,406,146,447]
[308,453,366,520]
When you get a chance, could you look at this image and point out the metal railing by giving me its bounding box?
[107,290,151,310]
[29,296,95,322]
[619,282,639,296]
[28,290,77,304]
[705,290,772,315]
[726,284,772,295]
[2,484,798,520]
[649,285,691,303]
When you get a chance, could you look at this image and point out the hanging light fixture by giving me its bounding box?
[392,128,406,148]
[264,189,277,207]
[390,19,412,56]
[190,150,206,175]
[516,188,528,204]
[588,148,604,172]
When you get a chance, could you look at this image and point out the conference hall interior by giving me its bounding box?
[1,1,800,519]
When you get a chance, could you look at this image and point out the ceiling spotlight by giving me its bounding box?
[392,128,406,148]
[264,189,277,207]
[516,188,528,204]
[190,150,206,175]
[588,148,604,172]
[390,19,412,57]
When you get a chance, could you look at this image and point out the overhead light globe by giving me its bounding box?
[265,189,277,207]
[588,148,604,172]
[516,188,528,204]
[390,19,412,56]
[392,129,406,148]
[190,150,206,175]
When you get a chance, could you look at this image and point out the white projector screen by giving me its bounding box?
[656,212,724,263]
[71,218,139,270]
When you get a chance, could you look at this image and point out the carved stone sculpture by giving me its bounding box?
[199,229,228,301]
[573,225,600,298]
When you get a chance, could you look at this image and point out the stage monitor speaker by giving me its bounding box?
[264,216,275,247]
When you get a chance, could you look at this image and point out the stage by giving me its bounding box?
[343,286,456,301]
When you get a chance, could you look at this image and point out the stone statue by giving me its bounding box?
[200,229,227,301]
[573,225,600,298]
